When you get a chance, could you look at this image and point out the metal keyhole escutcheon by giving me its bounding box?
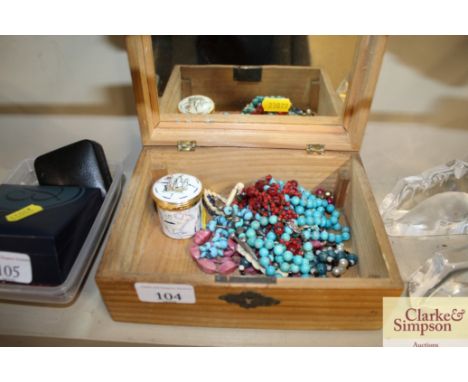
[219,291,280,309]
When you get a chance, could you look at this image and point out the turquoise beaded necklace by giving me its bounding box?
[190,175,358,278]
[241,96,314,116]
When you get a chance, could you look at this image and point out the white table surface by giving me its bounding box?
[0,120,467,346]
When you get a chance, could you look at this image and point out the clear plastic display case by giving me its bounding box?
[0,158,123,304]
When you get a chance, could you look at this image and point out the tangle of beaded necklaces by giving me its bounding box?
[190,175,358,278]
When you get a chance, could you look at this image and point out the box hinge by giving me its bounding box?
[306,144,325,155]
[177,140,197,152]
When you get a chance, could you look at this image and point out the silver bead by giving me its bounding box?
[338,265,347,273]
[338,258,349,268]
[332,266,343,277]
[336,243,345,251]
[326,264,332,271]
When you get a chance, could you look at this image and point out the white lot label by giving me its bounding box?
[0,251,32,284]
[134,283,196,304]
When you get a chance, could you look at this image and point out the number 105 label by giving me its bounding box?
[135,283,196,304]
[0,251,33,284]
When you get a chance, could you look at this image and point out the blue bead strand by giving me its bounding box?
[195,176,358,278]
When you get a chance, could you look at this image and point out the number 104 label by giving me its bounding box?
[134,283,196,304]
[0,251,33,284]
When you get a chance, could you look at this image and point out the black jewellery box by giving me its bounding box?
[0,139,110,286]
[0,139,122,304]
[0,184,103,285]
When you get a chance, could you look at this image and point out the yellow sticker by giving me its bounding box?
[5,204,44,222]
[201,205,208,229]
[261,97,292,113]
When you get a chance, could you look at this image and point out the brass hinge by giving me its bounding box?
[306,144,325,154]
[177,140,197,152]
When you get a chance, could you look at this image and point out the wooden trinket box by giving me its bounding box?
[96,36,403,330]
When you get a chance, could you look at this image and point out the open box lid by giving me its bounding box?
[127,36,386,153]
